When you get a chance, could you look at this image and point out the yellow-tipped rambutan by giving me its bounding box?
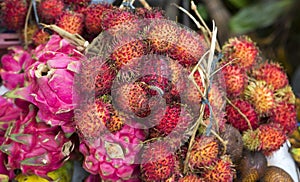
[201,155,236,182]
[56,10,84,34]
[258,123,287,156]
[244,80,275,115]
[188,135,219,170]
[32,29,51,46]
[222,36,260,70]
[178,174,204,182]
[242,129,261,151]
[221,64,248,96]
[275,85,296,104]
[252,62,288,90]
[270,102,297,134]
[226,99,259,132]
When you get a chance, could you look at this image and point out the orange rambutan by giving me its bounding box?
[222,36,260,71]
[38,0,65,24]
[56,10,84,34]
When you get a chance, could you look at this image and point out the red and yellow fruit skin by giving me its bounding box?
[244,80,275,115]
[178,174,204,182]
[226,99,259,132]
[84,3,113,35]
[56,11,84,34]
[221,64,248,96]
[258,123,287,156]
[201,155,235,182]
[38,0,65,24]
[140,142,176,182]
[252,62,288,90]
[188,135,219,170]
[32,30,51,46]
[1,0,28,30]
[270,102,297,134]
[242,129,261,151]
[222,36,260,71]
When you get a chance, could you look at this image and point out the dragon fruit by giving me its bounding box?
[0,46,35,90]
[79,124,146,181]
[0,104,74,177]
[0,96,22,135]
[8,35,83,134]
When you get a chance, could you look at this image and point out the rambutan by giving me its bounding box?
[242,129,261,151]
[201,155,235,182]
[221,64,248,96]
[102,9,140,36]
[140,142,176,181]
[110,37,146,69]
[56,11,84,34]
[84,3,113,35]
[222,36,260,70]
[275,85,296,104]
[244,80,275,115]
[95,62,117,96]
[112,82,151,118]
[145,20,180,53]
[270,102,297,134]
[75,98,112,140]
[258,123,287,156]
[135,7,165,19]
[106,110,125,133]
[64,0,91,7]
[169,30,208,67]
[38,0,65,24]
[1,0,28,31]
[188,135,219,170]
[252,62,288,90]
[226,99,259,132]
[178,174,204,182]
[32,29,51,46]
[183,71,204,107]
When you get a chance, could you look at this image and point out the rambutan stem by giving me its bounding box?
[24,0,33,49]
[226,97,253,131]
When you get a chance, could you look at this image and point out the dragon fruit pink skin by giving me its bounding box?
[79,124,146,181]
[0,104,74,177]
[0,96,22,135]
[8,35,84,134]
[0,46,35,90]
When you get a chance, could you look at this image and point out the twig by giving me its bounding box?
[225,97,253,130]
[191,1,210,35]
[171,3,202,29]
[139,0,151,10]
[24,0,33,49]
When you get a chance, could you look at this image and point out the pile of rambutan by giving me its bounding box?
[0,0,298,181]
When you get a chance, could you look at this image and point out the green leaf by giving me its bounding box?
[229,0,293,34]
[228,0,250,8]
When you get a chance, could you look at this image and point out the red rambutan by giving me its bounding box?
[56,11,84,34]
[32,29,51,46]
[270,102,297,134]
[178,174,204,182]
[226,99,259,132]
[252,62,288,90]
[1,0,28,30]
[141,142,176,181]
[95,62,117,96]
[258,123,287,156]
[221,64,248,96]
[38,0,65,24]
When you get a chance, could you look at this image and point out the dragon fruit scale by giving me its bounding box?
[0,104,74,177]
[79,124,146,181]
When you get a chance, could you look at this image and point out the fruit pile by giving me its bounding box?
[0,0,298,181]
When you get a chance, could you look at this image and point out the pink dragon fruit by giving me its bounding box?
[0,104,74,177]
[8,35,84,134]
[0,46,35,90]
[79,124,146,181]
[0,96,22,135]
